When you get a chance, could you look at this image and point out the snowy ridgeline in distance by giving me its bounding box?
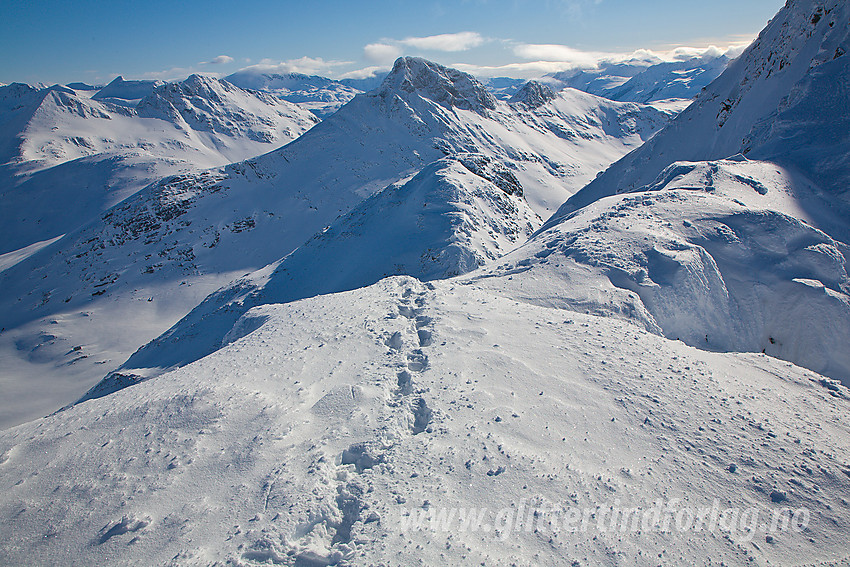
[0,57,676,429]
[0,75,319,256]
[222,70,382,118]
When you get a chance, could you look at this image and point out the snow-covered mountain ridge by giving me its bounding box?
[544,50,733,104]
[510,0,850,384]
[0,57,674,427]
[472,157,850,382]
[1,1,850,564]
[0,76,318,256]
[2,275,849,565]
[81,156,540,398]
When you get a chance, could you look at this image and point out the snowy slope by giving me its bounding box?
[551,0,850,223]
[0,57,674,427]
[510,0,850,386]
[1,276,849,566]
[82,156,539,396]
[604,55,731,103]
[92,76,164,105]
[471,157,850,384]
[0,77,318,255]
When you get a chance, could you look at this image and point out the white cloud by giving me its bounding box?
[202,55,234,65]
[364,43,402,64]
[399,31,485,52]
[452,61,587,79]
[339,65,391,80]
[513,43,613,67]
[237,56,351,76]
[456,41,753,79]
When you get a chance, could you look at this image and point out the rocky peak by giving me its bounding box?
[380,57,497,114]
[509,80,556,109]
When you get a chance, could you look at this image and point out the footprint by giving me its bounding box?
[341,442,384,473]
[97,516,150,545]
[417,329,432,347]
[406,351,428,372]
[397,370,413,395]
[385,331,403,351]
[411,399,432,434]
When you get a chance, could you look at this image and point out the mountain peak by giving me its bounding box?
[380,57,497,114]
[509,80,556,108]
[92,76,164,102]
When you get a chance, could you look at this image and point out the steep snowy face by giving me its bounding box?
[553,0,850,220]
[475,158,850,384]
[83,156,540,394]
[379,57,497,115]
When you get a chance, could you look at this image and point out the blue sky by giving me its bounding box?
[0,0,785,85]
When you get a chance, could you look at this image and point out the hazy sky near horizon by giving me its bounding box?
[1,0,786,85]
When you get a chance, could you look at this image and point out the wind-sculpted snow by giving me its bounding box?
[473,159,850,384]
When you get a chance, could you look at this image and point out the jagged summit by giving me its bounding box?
[509,80,556,108]
[380,57,497,114]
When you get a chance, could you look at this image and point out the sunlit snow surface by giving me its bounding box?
[1,0,850,563]
[1,277,848,565]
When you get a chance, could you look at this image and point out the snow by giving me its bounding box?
[0,77,318,255]
[1,277,849,565]
[551,0,850,223]
[83,157,540,392]
[544,50,732,104]
[471,158,850,384]
[0,58,672,427]
[1,1,849,563]
[224,70,364,117]
[0,234,63,273]
[91,76,164,106]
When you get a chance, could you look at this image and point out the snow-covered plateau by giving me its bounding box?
[1,0,850,565]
